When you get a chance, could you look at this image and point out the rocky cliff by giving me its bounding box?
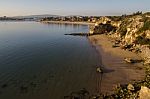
[91,13,150,65]
[90,12,150,98]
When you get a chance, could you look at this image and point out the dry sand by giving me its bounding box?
[88,34,145,94]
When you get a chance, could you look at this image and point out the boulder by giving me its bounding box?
[139,86,150,99]
[96,67,103,73]
[127,84,134,91]
[124,58,134,63]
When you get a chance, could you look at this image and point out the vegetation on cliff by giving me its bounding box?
[138,17,150,33]
[92,23,116,34]
[117,18,129,37]
[136,35,150,45]
[90,12,150,98]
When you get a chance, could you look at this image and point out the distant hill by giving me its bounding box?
[13,14,60,19]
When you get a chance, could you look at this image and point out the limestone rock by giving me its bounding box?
[97,17,111,24]
[96,67,103,73]
[127,84,134,91]
[124,16,144,44]
[139,86,150,99]
[124,58,134,63]
[145,30,150,39]
[141,45,150,65]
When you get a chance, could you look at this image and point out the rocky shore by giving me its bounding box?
[89,12,150,98]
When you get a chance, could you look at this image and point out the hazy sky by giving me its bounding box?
[0,0,149,16]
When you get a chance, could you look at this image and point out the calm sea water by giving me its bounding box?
[0,22,101,99]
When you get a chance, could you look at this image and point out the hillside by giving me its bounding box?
[91,12,150,64]
[90,12,150,98]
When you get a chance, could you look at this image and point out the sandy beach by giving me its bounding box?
[88,34,145,94]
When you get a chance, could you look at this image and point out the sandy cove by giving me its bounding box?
[88,34,145,94]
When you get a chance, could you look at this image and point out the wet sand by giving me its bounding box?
[88,34,145,94]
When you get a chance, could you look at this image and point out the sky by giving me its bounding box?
[0,0,149,16]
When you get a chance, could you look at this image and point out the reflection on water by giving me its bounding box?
[0,22,100,99]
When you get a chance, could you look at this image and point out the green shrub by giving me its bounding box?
[93,23,116,34]
[132,11,142,16]
[118,19,130,37]
[120,27,127,37]
[138,18,150,32]
[136,36,150,45]
[144,12,150,16]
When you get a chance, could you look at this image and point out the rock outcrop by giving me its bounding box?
[127,84,135,91]
[90,12,150,99]
[124,16,144,44]
[141,45,150,65]
[90,17,117,34]
[139,86,150,99]
[92,13,150,64]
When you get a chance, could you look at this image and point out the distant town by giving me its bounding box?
[0,15,101,22]
[0,11,146,23]
[40,16,101,23]
[0,16,36,21]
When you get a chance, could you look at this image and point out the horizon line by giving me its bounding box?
[0,11,149,17]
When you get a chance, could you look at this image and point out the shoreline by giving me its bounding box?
[88,34,145,94]
[40,21,95,25]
